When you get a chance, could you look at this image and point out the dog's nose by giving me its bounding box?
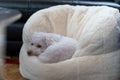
[27,50,33,56]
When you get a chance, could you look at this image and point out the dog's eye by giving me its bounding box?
[31,43,34,45]
[37,45,42,48]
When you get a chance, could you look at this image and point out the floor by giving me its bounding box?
[3,57,26,80]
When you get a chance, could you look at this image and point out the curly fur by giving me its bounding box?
[28,32,78,63]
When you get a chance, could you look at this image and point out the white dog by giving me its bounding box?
[27,32,78,63]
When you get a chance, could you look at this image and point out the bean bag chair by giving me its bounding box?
[19,5,120,80]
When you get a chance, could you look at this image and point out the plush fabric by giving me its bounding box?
[19,5,120,80]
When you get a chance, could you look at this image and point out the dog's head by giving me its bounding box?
[27,32,48,56]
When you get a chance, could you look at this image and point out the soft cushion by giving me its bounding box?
[19,5,120,80]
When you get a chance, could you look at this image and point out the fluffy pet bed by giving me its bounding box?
[19,5,120,80]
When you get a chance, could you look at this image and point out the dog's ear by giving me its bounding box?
[45,36,55,46]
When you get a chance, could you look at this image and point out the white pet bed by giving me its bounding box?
[19,5,120,80]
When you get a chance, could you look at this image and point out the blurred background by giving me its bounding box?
[0,7,21,79]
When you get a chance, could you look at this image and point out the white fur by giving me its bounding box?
[28,32,78,63]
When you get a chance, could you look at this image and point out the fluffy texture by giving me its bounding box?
[20,5,120,80]
[27,32,78,63]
